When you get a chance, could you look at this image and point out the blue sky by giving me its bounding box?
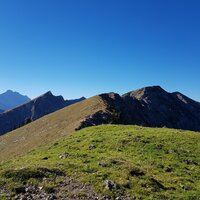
[0,0,200,100]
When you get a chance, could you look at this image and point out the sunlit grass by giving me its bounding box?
[1,125,200,199]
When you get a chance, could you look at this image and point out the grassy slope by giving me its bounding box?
[0,125,199,199]
[0,96,106,161]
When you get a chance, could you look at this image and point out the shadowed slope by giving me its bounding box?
[122,86,200,131]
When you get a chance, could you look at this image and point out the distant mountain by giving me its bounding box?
[0,109,4,113]
[66,97,86,106]
[0,90,30,111]
[0,91,85,135]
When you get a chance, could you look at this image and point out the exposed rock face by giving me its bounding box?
[0,90,30,111]
[121,86,200,131]
[76,93,125,130]
[79,86,200,132]
[0,92,84,135]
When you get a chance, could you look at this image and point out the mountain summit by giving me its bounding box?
[0,90,30,111]
[120,86,200,131]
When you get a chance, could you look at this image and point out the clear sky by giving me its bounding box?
[0,0,199,100]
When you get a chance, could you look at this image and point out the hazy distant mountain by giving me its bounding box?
[0,90,30,111]
[66,97,86,106]
[0,109,4,113]
[0,91,85,135]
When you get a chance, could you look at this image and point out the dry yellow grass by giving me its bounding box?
[0,95,107,161]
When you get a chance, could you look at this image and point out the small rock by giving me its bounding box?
[47,194,57,200]
[183,159,198,165]
[25,187,29,192]
[105,180,117,190]
[89,144,96,149]
[14,195,18,200]
[59,152,69,159]
[98,162,107,167]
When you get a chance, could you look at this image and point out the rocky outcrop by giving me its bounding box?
[76,93,124,130]
[78,86,200,132]
[0,92,85,135]
[0,90,30,111]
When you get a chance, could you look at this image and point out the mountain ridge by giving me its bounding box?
[0,91,85,135]
[77,86,200,132]
[0,85,200,161]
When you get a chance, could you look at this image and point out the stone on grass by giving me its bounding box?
[105,180,117,190]
[59,152,69,159]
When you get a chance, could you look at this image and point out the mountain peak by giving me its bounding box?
[6,89,13,93]
[133,85,165,93]
[0,90,31,111]
[45,90,52,95]
[33,91,55,100]
[123,85,166,99]
[42,91,53,97]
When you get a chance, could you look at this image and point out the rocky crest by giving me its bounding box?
[78,86,200,132]
[121,86,200,131]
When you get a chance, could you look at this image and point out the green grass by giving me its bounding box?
[0,125,200,199]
